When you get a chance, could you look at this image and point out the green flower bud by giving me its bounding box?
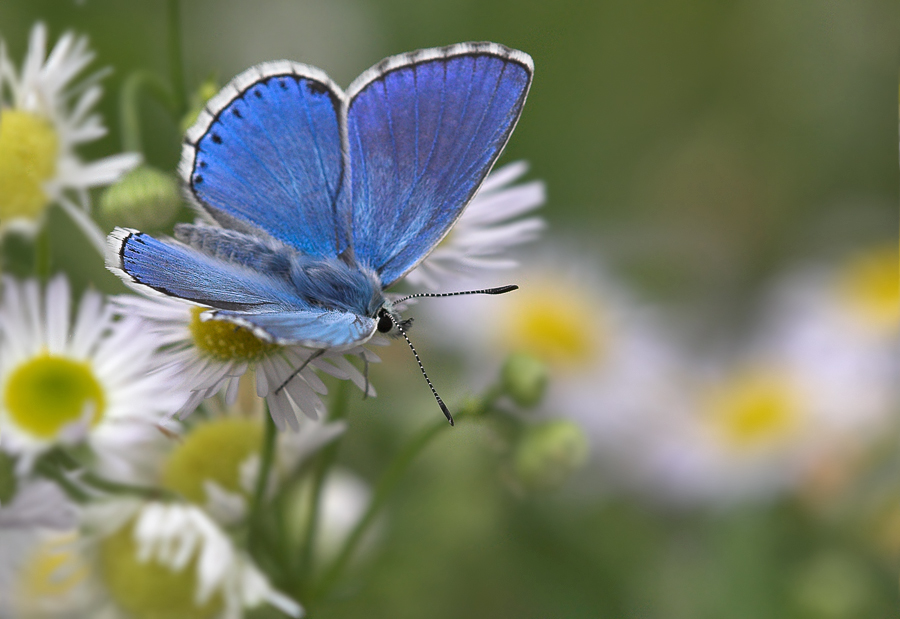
[99,165,181,229]
[512,420,588,491]
[501,353,549,408]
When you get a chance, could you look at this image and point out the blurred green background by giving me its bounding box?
[1,1,898,617]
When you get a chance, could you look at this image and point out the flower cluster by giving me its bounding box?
[427,242,898,505]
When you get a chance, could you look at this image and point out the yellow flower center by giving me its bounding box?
[4,355,105,439]
[706,370,803,452]
[501,282,604,368]
[188,307,278,362]
[0,109,58,223]
[834,245,899,334]
[17,533,89,610]
[160,417,262,503]
[100,520,222,619]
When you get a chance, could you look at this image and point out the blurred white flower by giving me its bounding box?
[0,478,98,617]
[2,498,301,619]
[0,276,184,468]
[0,23,139,249]
[113,294,380,431]
[425,246,683,486]
[154,411,346,527]
[312,468,372,563]
[124,502,301,617]
[637,245,900,505]
[405,161,545,289]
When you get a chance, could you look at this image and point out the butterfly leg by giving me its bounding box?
[275,349,325,395]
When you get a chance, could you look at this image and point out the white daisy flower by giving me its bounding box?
[637,245,900,505]
[155,411,346,526]
[113,293,380,431]
[86,499,302,619]
[0,276,185,467]
[308,468,373,564]
[424,246,682,491]
[0,478,95,617]
[1,497,301,618]
[0,23,140,250]
[426,245,681,424]
[404,161,545,290]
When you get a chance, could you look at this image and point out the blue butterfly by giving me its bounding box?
[107,42,533,424]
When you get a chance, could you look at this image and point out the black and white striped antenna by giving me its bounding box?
[392,284,518,426]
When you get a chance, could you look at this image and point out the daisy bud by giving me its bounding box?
[99,165,181,229]
[512,420,588,491]
[501,352,548,408]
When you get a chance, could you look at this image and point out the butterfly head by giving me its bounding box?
[375,303,412,336]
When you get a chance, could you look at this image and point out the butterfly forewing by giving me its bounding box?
[344,43,533,288]
[181,62,349,259]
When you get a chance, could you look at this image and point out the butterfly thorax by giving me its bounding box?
[288,254,385,318]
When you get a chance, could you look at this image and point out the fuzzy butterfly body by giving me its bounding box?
[107,42,533,354]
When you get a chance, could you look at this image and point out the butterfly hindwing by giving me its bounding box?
[344,43,533,288]
[205,309,376,349]
[180,61,349,258]
[108,228,377,348]
[109,228,300,310]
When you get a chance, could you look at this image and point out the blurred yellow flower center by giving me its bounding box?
[706,371,802,451]
[17,534,89,610]
[100,520,222,619]
[4,355,105,438]
[0,109,58,222]
[189,306,278,361]
[161,417,262,503]
[834,245,899,334]
[502,283,603,367]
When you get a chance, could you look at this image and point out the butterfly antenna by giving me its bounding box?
[394,284,518,305]
[275,349,325,395]
[393,318,454,426]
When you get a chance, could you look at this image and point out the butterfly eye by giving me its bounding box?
[376,310,394,334]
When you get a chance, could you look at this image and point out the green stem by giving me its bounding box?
[119,71,177,153]
[80,472,176,500]
[45,449,175,500]
[249,406,278,545]
[296,381,351,586]
[166,0,187,115]
[34,224,51,280]
[312,419,448,600]
[35,460,90,504]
